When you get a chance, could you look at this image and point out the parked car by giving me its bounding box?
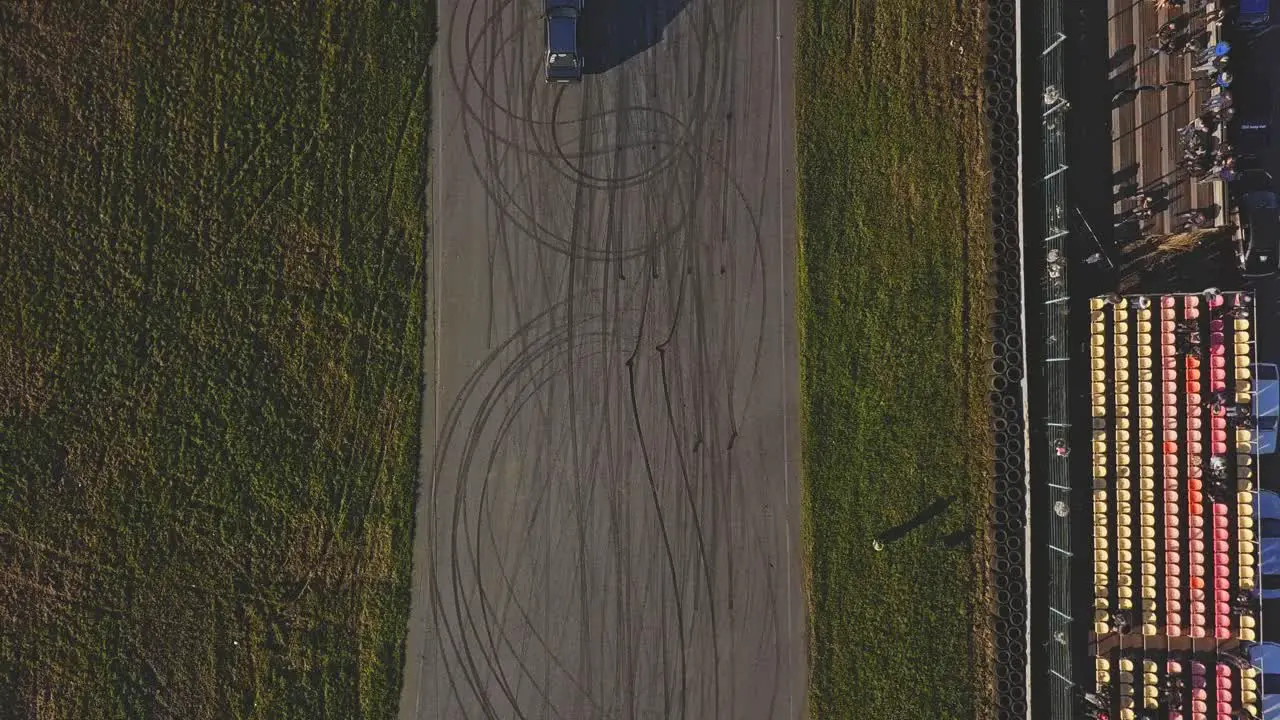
[1246,642,1280,717]
[1256,363,1279,454]
[545,0,583,83]
[1258,491,1280,601]
[1241,191,1280,278]
[1239,0,1271,35]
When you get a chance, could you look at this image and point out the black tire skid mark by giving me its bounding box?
[426,299,596,718]
[432,299,650,717]
[454,0,733,261]
[466,334,619,719]
[445,294,645,712]
[442,324,617,718]
[468,91,604,711]
[444,331,575,719]
[623,289,690,720]
[458,336,592,720]
[449,0,726,178]
[434,0,789,715]
[449,0,693,184]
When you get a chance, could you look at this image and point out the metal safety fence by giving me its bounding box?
[1034,0,1075,717]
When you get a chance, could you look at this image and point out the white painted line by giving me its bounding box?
[1013,0,1034,715]
[772,0,797,716]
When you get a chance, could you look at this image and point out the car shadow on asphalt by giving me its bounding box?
[580,0,692,75]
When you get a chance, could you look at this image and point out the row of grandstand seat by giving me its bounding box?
[1094,655,1261,719]
[1089,295,1257,640]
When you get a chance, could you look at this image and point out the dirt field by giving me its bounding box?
[796,0,998,717]
[0,3,431,717]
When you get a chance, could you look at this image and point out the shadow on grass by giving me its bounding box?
[875,494,957,546]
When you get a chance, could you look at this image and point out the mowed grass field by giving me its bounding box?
[0,3,431,719]
[796,0,997,718]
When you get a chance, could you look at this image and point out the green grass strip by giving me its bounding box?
[0,3,433,718]
[796,0,998,717]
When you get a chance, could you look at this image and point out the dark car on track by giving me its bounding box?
[545,0,583,83]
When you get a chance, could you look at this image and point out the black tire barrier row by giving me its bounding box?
[985,0,1031,718]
